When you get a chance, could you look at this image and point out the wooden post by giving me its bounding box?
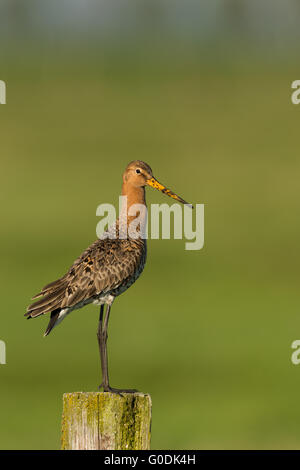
[61,392,152,450]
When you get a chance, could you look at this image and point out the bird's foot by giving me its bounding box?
[106,387,139,395]
[98,383,138,395]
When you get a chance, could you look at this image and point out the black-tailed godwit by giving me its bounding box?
[26,161,192,393]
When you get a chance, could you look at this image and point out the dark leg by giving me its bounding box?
[97,303,138,394]
[97,304,109,389]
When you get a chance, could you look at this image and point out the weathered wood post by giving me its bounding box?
[61,392,152,450]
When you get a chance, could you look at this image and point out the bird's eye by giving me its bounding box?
[136,169,141,174]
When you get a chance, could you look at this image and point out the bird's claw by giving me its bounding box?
[98,383,138,396]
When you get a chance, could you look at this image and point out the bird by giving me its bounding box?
[25,160,192,394]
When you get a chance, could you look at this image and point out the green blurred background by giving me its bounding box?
[1,0,300,449]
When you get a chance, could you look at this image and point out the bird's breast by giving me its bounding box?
[109,239,147,298]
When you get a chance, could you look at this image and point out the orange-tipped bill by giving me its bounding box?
[147,177,193,208]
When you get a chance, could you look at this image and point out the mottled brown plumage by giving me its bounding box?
[26,234,146,335]
[25,160,191,393]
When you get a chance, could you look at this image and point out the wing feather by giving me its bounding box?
[25,238,145,322]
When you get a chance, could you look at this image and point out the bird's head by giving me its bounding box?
[123,160,193,208]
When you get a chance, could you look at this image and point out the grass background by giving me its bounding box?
[0,43,300,449]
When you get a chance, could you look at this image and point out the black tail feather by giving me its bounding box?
[44,309,61,337]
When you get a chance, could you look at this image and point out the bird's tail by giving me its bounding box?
[25,275,67,318]
[25,275,69,335]
[44,309,61,336]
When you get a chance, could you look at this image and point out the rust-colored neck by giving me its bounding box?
[121,181,146,212]
[119,181,147,238]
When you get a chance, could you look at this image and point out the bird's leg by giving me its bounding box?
[97,305,109,390]
[98,303,138,395]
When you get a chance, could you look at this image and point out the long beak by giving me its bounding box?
[146,177,193,208]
